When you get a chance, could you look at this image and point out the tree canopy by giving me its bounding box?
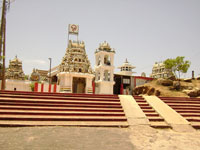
[163,56,191,79]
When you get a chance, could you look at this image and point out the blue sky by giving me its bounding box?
[5,0,200,77]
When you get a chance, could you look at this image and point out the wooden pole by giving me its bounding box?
[0,0,6,90]
[2,16,6,90]
[0,0,6,58]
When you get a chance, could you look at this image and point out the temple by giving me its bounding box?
[150,62,173,78]
[5,56,25,80]
[57,40,94,93]
[94,41,115,94]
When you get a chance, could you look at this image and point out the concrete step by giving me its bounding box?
[163,101,200,104]
[0,105,124,112]
[0,91,119,99]
[168,104,200,108]
[191,122,200,129]
[0,115,127,121]
[148,117,164,122]
[143,110,156,113]
[0,98,121,106]
[150,121,171,128]
[176,110,200,113]
[0,94,120,102]
[0,110,125,117]
[145,113,159,117]
[140,107,153,109]
[0,120,129,127]
[0,102,123,108]
[180,114,200,117]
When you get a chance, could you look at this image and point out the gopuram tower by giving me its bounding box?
[5,56,25,80]
[57,24,94,93]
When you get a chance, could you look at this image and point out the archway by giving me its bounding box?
[72,77,86,93]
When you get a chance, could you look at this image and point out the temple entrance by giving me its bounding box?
[73,77,86,93]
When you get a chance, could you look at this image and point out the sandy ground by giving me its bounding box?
[0,126,200,150]
[129,125,200,150]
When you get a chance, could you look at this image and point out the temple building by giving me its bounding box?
[5,56,25,80]
[94,41,115,94]
[114,59,136,95]
[30,69,48,82]
[150,62,173,79]
[57,39,94,93]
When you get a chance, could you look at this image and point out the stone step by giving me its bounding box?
[148,117,165,122]
[150,121,171,128]
[145,113,159,117]
[162,101,200,104]
[0,94,120,101]
[0,91,119,99]
[168,104,200,108]
[0,115,127,122]
[172,107,200,110]
[176,110,200,113]
[0,102,123,108]
[0,105,124,112]
[143,110,156,113]
[0,98,121,106]
[186,118,200,122]
[138,104,149,107]
[191,122,200,129]
[180,114,200,117]
[0,120,129,127]
[140,107,153,109]
[0,110,125,117]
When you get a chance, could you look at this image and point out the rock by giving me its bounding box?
[142,86,149,94]
[184,78,192,82]
[147,87,155,95]
[157,78,173,86]
[133,86,160,96]
[173,81,181,90]
[167,75,176,81]
[197,76,200,80]
[155,90,161,96]
[187,90,199,97]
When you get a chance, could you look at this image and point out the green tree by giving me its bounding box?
[164,56,191,89]
[164,56,191,79]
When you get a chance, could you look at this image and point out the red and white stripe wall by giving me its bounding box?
[34,83,60,93]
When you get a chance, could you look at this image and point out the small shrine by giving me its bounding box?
[5,56,25,80]
[117,59,136,76]
[57,24,94,93]
[30,68,40,81]
[30,69,48,82]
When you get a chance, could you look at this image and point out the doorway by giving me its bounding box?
[73,77,86,93]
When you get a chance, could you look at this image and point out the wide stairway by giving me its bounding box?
[0,91,128,127]
[134,96,170,128]
[160,97,200,129]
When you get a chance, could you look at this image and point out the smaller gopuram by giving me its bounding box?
[94,41,115,94]
[6,56,25,80]
[57,24,94,93]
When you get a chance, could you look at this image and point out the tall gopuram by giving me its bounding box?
[57,24,94,93]
[94,41,115,94]
[5,56,25,80]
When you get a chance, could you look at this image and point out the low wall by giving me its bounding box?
[34,83,60,93]
[5,79,32,91]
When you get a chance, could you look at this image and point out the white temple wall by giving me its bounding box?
[5,79,32,91]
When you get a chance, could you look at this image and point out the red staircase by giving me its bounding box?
[134,96,170,128]
[159,97,200,129]
[0,90,128,127]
